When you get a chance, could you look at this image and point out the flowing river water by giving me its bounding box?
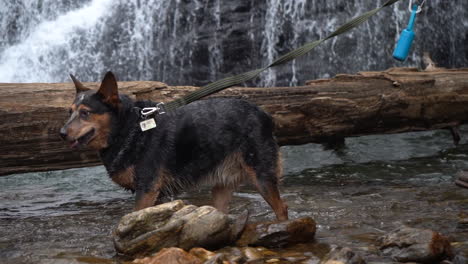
[1,127,467,263]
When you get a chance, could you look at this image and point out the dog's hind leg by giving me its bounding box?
[212,184,235,214]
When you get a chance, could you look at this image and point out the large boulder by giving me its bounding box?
[236,217,316,247]
[378,226,453,263]
[113,200,244,258]
[113,200,318,259]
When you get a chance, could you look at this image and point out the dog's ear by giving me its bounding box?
[97,71,120,108]
[69,74,90,93]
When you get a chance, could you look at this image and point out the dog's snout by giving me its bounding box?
[59,127,68,140]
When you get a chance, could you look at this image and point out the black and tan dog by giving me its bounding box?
[60,72,288,220]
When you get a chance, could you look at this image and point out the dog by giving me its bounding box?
[60,72,288,220]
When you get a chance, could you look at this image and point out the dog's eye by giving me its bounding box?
[80,110,90,118]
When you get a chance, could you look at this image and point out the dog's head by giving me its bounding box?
[60,72,119,150]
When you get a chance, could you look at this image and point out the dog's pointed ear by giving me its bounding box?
[97,71,120,108]
[69,74,90,93]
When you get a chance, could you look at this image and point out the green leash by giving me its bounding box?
[163,0,402,111]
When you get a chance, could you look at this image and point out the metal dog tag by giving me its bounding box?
[140,118,157,131]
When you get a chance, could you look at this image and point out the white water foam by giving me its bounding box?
[0,0,113,82]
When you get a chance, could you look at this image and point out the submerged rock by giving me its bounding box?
[193,246,266,264]
[236,217,316,247]
[202,254,226,264]
[132,243,340,264]
[451,255,468,264]
[215,246,245,263]
[455,171,468,189]
[188,248,217,262]
[378,226,453,263]
[132,247,202,264]
[320,246,366,264]
[457,212,468,230]
[113,200,242,257]
[242,247,263,261]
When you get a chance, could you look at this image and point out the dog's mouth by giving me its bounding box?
[69,128,95,149]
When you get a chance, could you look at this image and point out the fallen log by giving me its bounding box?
[0,81,166,176]
[0,67,467,176]
[135,67,468,145]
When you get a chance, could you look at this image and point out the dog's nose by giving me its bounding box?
[59,127,68,140]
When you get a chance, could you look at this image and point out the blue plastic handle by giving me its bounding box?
[393,5,418,61]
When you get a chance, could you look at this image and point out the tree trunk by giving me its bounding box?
[1,67,467,176]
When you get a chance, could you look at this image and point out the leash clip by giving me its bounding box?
[409,0,426,13]
[140,102,166,119]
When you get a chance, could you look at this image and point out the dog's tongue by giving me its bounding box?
[70,140,79,149]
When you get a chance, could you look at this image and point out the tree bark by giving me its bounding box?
[1,67,467,176]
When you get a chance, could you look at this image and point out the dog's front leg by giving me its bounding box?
[134,189,159,211]
[133,169,162,211]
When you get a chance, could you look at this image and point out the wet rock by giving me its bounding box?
[455,171,468,189]
[279,250,311,262]
[113,200,241,257]
[189,248,217,262]
[242,247,263,262]
[320,246,366,264]
[132,247,202,264]
[215,246,245,263]
[236,217,316,247]
[202,253,226,264]
[451,254,468,264]
[302,259,321,264]
[256,247,279,258]
[457,212,468,229]
[213,246,282,263]
[378,226,453,263]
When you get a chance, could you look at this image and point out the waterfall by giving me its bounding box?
[261,0,282,87]
[0,0,466,86]
[260,0,307,87]
[0,0,113,83]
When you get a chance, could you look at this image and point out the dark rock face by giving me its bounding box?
[0,1,467,85]
[379,226,453,263]
[236,217,316,247]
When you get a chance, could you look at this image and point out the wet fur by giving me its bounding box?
[61,73,288,220]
